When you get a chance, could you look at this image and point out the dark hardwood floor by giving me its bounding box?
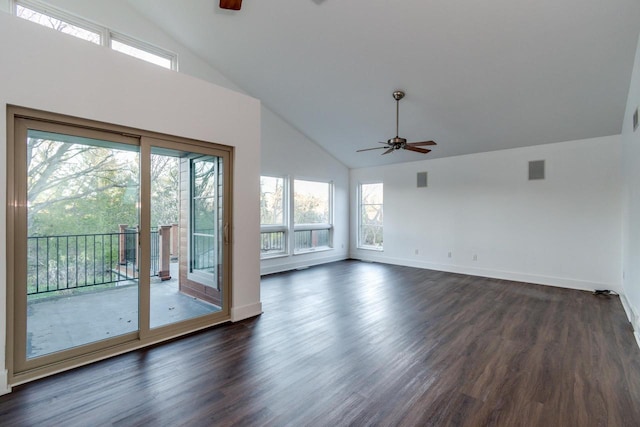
[1,260,640,426]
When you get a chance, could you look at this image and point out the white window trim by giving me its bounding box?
[294,223,332,231]
[12,0,177,71]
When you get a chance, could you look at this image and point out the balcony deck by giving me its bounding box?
[26,263,220,359]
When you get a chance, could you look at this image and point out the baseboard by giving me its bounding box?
[0,369,11,396]
[349,253,615,292]
[231,302,263,322]
[620,293,640,350]
[260,253,348,276]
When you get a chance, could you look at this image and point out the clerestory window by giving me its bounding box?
[13,0,177,70]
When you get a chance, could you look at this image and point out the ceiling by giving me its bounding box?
[126,0,640,168]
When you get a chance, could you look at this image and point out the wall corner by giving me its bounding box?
[231,302,263,322]
[0,369,11,396]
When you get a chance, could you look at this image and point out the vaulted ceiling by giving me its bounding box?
[126,0,640,168]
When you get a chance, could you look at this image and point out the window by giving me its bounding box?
[294,179,332,253]
[110,34,175,70]
[259,176,333,257]
[13,0,177,70]
[260,176,287,257]
[359,182,383,250]
[15,2,102,44]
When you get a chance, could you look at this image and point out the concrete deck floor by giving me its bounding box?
[26,264,220,359]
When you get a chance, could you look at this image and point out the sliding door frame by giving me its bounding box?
[6,105,233,385]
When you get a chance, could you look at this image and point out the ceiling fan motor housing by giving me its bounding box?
[388,136,407,149]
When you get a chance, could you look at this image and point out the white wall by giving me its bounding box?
[0,13,261,394]
[260,108,349,274]
[0,0,243,92]
[351,136,622,291]
[16,0,351,275]
[621,33,640,347]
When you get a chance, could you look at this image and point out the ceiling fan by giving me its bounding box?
[220,0,242,10]
[357,90,436,155]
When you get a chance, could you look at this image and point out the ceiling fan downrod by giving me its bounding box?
[388,90,407,147]
[393,90,404,139]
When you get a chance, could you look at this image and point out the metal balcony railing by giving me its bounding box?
[27,230,161,296]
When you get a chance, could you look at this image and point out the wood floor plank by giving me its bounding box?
[1,260,640,426]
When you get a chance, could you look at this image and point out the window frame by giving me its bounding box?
[12,0,177,70]
[358,181,384,251]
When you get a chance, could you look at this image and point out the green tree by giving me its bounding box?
[150,155,179,228]
[27,138,139,236]
[260,177,284,225]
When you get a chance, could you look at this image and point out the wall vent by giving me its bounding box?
[417,171,428,188]
[528,160,545,180]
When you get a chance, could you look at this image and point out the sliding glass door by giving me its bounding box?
[8,108,232,382]
[22,126,140,361]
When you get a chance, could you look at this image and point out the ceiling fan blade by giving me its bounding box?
[407,140,437,147]
[382,148,395,155]
[378,141,391,145]
[220,0,242,10]
[404,146,431,154]
[357,147,387,152]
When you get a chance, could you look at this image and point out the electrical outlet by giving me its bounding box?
[415,249,419,255]
[448,251,452,258]
[473,254,478,261]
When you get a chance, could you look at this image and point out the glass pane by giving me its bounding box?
[149,151,221,329]
[26,130,139,359]
[260,176,285,225]
[360,225,383,248]
[191,157,217,274]
[294,229,330,251]
[362,183,383,204]
[294,179,330,224]
[261,231,286,255]
[111,39,173,69]
[360,183,383,248]
[16,5,101,44]
[362,205,383,226]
